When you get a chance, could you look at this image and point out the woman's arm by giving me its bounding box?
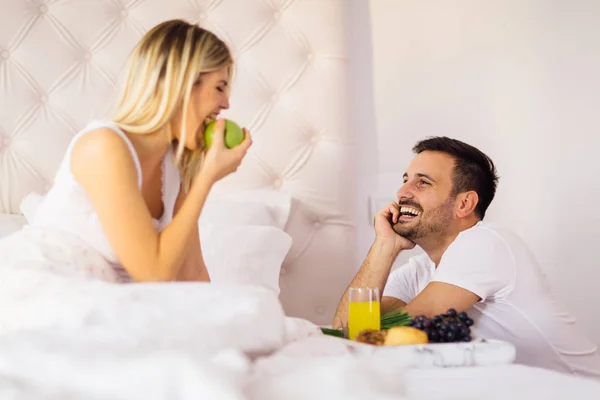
[173,186,210,282]
[176,225,210,282]
[172,123,252,282]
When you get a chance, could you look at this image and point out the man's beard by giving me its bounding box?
[392,197,455,241]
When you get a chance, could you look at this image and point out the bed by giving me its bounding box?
[0,0,599,398]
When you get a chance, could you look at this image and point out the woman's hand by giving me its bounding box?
[200,119,252,184]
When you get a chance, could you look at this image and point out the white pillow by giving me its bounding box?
[199,189,292,230]
[200,225,292,295]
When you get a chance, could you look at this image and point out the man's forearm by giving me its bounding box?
[332,239,401,329]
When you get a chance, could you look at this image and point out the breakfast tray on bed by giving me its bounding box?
[344,338,517,368]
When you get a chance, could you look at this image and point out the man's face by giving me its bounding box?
[393,151,457,240]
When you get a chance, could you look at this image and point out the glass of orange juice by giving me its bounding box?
[348,287,381,340]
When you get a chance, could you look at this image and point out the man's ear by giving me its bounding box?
[456,191,479,218]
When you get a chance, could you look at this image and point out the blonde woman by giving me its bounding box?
[0,19,251,283]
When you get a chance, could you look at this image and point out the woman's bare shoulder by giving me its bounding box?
[71,127,138,183]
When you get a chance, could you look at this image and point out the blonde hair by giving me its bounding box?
[112,19,233,190]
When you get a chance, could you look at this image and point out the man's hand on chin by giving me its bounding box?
[374,201,416,254]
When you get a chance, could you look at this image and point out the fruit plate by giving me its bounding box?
[344,338,517,368]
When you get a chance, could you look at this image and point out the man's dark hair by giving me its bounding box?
[412,136,499,219]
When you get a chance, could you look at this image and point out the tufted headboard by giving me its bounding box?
[0,0,357,325]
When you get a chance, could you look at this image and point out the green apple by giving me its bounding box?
[203,119,244,149]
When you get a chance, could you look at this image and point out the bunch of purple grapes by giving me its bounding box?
[408,308,474,343]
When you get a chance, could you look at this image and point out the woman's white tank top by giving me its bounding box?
[31,121,181,266]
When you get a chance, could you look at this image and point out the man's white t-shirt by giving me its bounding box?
[383,221,600,379]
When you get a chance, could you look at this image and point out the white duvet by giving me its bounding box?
[1,236,600,398]
[0,268,282,399]
[1,272,599,400]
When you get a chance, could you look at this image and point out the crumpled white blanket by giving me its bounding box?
[0,317,330,400]
[0,329,250,400]
[0,254,289,399]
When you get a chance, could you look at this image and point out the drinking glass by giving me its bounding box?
[348,287,381,340]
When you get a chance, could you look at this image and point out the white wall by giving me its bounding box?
[364,0,600,343]
[346,0,379,259]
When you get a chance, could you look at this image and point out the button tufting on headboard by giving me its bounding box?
[0,137,9,153]
[0,0,358,325]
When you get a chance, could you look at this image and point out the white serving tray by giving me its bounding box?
[343,338,517,368]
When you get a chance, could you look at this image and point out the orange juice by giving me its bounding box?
[348,300,381,340]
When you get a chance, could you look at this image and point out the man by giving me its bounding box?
[333,137,600,378]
